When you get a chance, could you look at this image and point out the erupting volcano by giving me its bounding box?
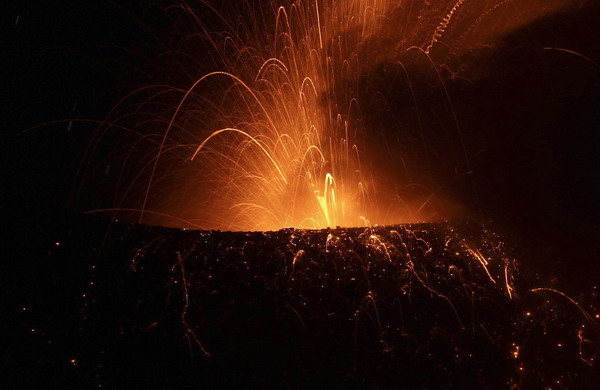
[6,0,600,388]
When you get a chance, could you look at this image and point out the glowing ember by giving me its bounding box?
[14,212,598,388]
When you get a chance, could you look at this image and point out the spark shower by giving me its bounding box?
[78,0,589,231]
[93,0,429,230]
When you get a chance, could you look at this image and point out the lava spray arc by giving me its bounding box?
[82,0,588,230]
[143,0,406,231]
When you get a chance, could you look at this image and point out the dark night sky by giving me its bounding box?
[5,1,155,208]
[4,1,600,261]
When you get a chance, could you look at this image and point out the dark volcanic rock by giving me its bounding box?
[4,210,599,389]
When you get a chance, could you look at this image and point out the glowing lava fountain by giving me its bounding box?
[142,0,402,231]
[81,0,588,230]
[86,0,439,231]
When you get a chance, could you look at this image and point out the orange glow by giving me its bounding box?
[87,0,589,230]
[140,0,429,230]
